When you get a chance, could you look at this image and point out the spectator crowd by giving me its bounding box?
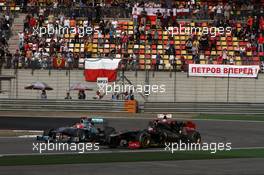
[0,13,11,69]
[1,0,264,72]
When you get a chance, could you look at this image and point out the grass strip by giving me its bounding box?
[0,148,264,166]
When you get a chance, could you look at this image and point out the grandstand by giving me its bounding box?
[0,0,264,100]
[1,0,263,70]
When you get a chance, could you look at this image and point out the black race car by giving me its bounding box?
[107,118,201,149]
[36,117,115,143]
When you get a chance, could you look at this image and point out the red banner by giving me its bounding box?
[53,57,65,68]
[188,64,260,78]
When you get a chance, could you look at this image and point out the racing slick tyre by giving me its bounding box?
[43,129,56,142]
[108,136,120,148]
[104,127,116,136]
[43,129,51,136]
[43,128,55,137]
[104,127,116,144]
[76,129,86,142]
[137,132,151,148]
[188,131,201,144]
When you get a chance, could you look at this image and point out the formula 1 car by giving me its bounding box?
[107,115,201,149]
[36,117,115,143]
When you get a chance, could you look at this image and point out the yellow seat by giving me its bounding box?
[146,60,151,64]
[235,56,241,61]
[174,36,180,40]
[181,50,187,55]
[164,60,169,65]
[247,52,252,56]
[228,51,234,56]
[221,42,227,46]
[187,55,192,60]
[233,42,238,46]
[176,60,181,65]
[200,60,206,64]
[163,31,169,35]
[70,34,75,38]
[180,36,185,40]
[236,61,242,65]
[211,51,217,55]
[163,36,168,40]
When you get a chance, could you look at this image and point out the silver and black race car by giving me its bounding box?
[36,117,115,143]
[107,117,201,149]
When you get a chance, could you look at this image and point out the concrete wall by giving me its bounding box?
[1,69,264,103]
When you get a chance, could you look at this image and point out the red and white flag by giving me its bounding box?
[84,58,121,82]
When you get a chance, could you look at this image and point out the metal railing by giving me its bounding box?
[144,102,264,114]
[0,99,136,113]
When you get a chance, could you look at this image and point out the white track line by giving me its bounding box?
[18,135,39,138]
[13,130,42,132]
[0,147,264,157]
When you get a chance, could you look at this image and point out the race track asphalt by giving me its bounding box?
[0,116,264,175]
[0,117,264,155]
[1,158,264,175]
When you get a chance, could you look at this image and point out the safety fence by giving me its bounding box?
[0,99,138,113]
[144,102,264,114]
[1,99,264,114]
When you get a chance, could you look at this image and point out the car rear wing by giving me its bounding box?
[91,118,104,124]
[157,114,172,119]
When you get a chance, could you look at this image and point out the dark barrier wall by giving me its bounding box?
[0,99,137,113]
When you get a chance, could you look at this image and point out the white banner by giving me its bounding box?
[188,64,260,78]
[85,58,121,70]
[132,7,189,16]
